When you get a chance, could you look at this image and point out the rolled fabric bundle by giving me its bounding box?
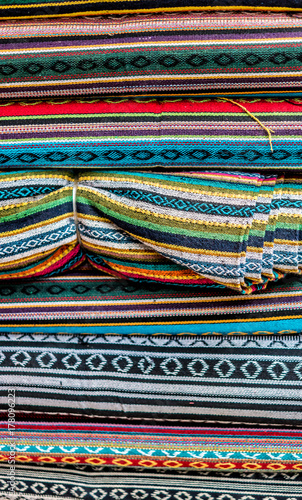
[1,13,302,99]
[57,169,302,293]
[0,0,302,19]
[2,169,302,294]
[79,169,284,293]
[3,98,302,170]
[0,169,211,284]
[0,170,84,279]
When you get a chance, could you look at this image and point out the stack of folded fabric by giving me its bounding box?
[0,2,302,500]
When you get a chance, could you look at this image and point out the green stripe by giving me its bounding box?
[79,194,249,243]
[0,191,72,224]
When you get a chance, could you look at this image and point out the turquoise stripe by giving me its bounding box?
[100,171,263,193]
[3,317,301,335]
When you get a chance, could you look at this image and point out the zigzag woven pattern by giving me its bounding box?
[2,330,302,422]
[3,169,302,293]
[2,421,302,470]
[1,0,302,19]
[1,12,302,98]
[3,98,302,170]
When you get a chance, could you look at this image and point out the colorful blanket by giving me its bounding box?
[2,420,302,470]
[0,271,302,334]
[3,98,302,170]
[2,329,302,422]
[2,169,302,293]
[1,12,302,98]
[1,0,302,19]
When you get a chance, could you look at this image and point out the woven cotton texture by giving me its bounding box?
[78,170,294,293]
[1,0,302,19]
[4,98,302,170]
[2,329,302,421]
[2,419,302,470]
[2,12,302,98]
[0,464,300,500]
[5,425,302,471]
[1,271,302,335]
[3,169,302,293]
[2,2,302,495]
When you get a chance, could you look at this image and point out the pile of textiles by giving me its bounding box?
[1,2,302,500]
[4,169,302,293]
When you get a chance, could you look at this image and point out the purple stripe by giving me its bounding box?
[2,127,302,140]
[5,30,302,50]
[2,75,302,97]
[0,73,302,97]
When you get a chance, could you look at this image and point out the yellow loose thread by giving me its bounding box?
[218,97,275,152]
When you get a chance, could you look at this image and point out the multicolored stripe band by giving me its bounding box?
[3,98,302,170]
[2,422,302,470]
[1,271,302,334]
[1,12,302,98]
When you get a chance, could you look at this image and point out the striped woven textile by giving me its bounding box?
[2,420,302,470]
[3,98,302,170]
[0,464,301,500]
[2,12,302,98]
[1,0,302,19]
[76,169,302,293]
[3,169,302,293]
[1,272,302,335]
[2,330,302,422]
[0,170,84,280]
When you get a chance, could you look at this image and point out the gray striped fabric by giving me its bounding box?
[0,463,301,500]
[2,333,302,425]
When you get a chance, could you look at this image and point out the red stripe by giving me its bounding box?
[0,98,300,117]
